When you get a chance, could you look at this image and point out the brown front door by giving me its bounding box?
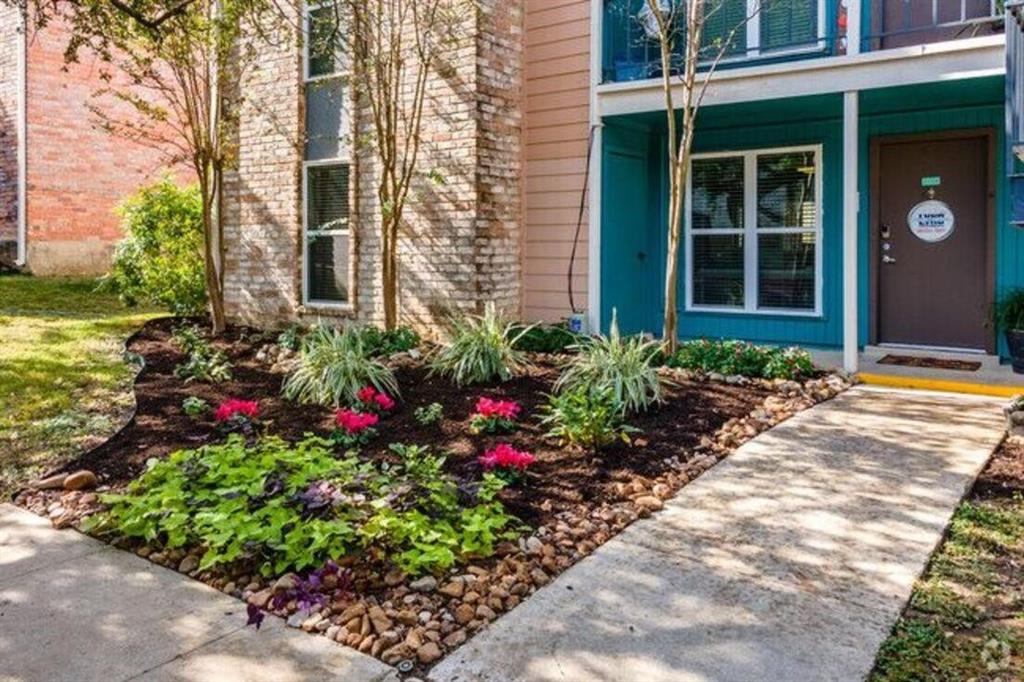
[876,133,991,351]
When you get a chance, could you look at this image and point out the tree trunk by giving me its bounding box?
[381,215,398,330]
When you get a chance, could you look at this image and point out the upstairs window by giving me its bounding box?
[303,2,351,306]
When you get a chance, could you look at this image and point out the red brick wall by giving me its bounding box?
[0,5,19,259]
[24,19,180,275]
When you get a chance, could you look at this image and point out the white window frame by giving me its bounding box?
[685,143,823,318]
[302,1,353,310]
[716,0,829,65]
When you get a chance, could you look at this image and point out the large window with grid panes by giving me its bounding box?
[303,2,351,306]
[686,145,822,316]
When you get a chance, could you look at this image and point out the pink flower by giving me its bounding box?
[373,392,396,411]
[335,409,379,435]
[479,443,535,472]
[474,397,521,421]
[356,386,377,404]
[214,399,259,423]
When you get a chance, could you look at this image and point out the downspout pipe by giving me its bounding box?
[15,11,27,267]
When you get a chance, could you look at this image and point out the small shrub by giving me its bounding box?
[994,288,1024,331]
[555,314,663,414]
[359,326,421,356]
[174,347,232,384]
[105,177,206,315]
[469,397,521,435]
[512,324,581,354]
[86,435,521,576]
[332,409,379,449]
[181,396,210,418]
[669,339,815,380]
[541,386,638,453]
[277,325,304,352]
[171,324,206,355]
[430,303,531,386]
[283,325,399,407]
[478,443,535,485]
[414,402,444,426]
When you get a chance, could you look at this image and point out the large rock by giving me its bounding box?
[63,470,98,491]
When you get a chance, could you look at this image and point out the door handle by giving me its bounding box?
[882,255,896,264]
[880,223,891,240]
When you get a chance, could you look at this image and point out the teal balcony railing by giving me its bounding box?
[602,0,844,83]
[861,0,1004,51]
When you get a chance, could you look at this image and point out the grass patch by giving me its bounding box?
[0,275,160,496]
[871,494,1024,681]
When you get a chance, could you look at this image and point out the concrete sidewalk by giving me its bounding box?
[0,504,397,682]
[431,386,1006,682]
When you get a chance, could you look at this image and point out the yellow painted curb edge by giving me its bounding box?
[858,373,1022,398]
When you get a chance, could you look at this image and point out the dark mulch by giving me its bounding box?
[973,436,1024,499]
[58,317,769,528]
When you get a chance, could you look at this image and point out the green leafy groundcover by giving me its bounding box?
[669,339,815,380]
[85,436,522,576]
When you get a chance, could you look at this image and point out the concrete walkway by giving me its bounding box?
[431,386,1006,682]
[0,504,397,682]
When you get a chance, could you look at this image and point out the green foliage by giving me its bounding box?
[171,324,232,383]
[555,314,663,414]
[276,325,304,352]
[430,303,531,386]
[181,397,210,418]
[413,402,444,426]
[541,386,638,453]
[512,324,581,354]
[994,288,1024,331]
[105,178,206,316]
[669,339,815,380]
[282,325,399,407]
[359,326,421,356]
[86,435,522,576]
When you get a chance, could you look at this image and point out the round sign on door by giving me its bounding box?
[907,199,956,243]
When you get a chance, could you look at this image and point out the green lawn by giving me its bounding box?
[871,491,1024,681]
[0,276,160,496]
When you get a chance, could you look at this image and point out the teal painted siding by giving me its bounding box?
[601,78,1022,358]
[601,94,846,347]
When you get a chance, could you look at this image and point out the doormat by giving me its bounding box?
[877,355,982,372]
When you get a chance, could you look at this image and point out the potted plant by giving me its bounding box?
[995,288,1024,373]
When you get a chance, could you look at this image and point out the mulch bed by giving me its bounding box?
[973,436,1024,498]
[16,317,852,673]
[53,317,772,527]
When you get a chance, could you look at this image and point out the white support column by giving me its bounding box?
[846,0,862,56]
[843,90,859,374]
[587,0,603,334]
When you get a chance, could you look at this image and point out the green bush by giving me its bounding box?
[994,288,1024,331]
[430,303,530,386]
[413,402,444,426]
[512,324,581,353]
[540,386,637,453]
[359,325,421,356]
[283,325,399,407]
[555,313,663,414]
[85,435,521,576]
[171,324,232,384]
[669,339,815,380]
[181,397,210,418]
[105,177,206,315]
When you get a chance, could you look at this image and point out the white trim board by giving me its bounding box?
[598,35,1005,117]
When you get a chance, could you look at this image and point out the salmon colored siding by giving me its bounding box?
[523,0,590,321]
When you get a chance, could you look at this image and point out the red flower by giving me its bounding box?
[374,392,396,411]
[474,397,521,421]
[479,443,535,472]
[335,409,379,434]
[356,386,377,404]
[215,399,259,423]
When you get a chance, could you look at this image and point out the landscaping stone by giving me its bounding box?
[63,470,98,491]
[409,575,437,593]
[417,641,443,664]
[178,555,199,574]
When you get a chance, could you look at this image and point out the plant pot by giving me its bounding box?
[1006,329,1024,373]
